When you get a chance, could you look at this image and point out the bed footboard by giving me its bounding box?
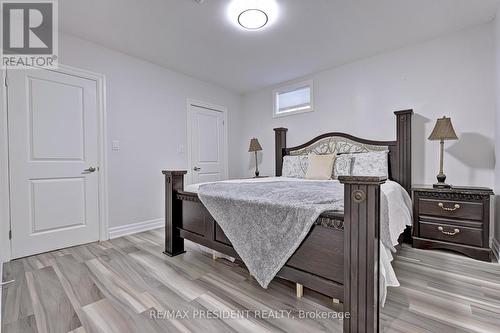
[163,170,385,333]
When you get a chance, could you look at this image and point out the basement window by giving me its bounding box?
[273,80,314,118]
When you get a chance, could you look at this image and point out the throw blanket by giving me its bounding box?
[198,180,345,288]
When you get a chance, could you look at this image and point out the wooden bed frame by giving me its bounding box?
[162,110,413,333]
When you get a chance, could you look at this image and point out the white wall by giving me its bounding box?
[494,10,500,248]
[59,34,243,229]
[238,24,496,190]
[0,69,10,262]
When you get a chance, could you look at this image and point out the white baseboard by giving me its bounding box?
[492,238,500,263]
[108,218,163,239]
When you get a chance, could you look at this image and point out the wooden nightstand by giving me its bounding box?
[412,185,494,262]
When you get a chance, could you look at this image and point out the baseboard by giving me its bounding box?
[108,218,163,239]
[492,238,500,263]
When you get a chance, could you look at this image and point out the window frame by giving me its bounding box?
[272,80,314,118]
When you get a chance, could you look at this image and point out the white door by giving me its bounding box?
[189,103,226,184]
[8,68,101,258]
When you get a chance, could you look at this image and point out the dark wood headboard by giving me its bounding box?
[274,110,413,192]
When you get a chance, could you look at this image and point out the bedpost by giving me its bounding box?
[394,110,413,193]
[339,175,387,333]
[162,170,187,257]
[274,127,288,176]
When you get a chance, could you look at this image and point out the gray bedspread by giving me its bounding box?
[197,180,345,288]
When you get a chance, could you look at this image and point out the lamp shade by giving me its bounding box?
[428,116,458,141]
[248,138,263,152]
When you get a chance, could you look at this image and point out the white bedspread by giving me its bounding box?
[185,177,412,306]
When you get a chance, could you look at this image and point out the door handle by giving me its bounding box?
[0,280,15,287]
[193,166,201,171]
[82,166,96,174]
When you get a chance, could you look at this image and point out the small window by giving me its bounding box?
[273,80,313,118]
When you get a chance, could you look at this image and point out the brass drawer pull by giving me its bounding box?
[438,202,460,212]
[438,226,460,236]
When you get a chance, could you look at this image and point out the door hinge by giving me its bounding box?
[9,229,12,240]
[4,76,7,87]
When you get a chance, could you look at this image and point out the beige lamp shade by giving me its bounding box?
[428,116,458,141]
[248,138,263,152]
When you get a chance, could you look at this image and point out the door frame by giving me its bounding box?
[186,98,229,185]
[0,64,109,262]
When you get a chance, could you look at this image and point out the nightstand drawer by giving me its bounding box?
[418,198,483,221]
[419,221,483,247]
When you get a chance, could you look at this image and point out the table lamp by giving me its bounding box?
[428,116,458,188]
[248,138,263,177]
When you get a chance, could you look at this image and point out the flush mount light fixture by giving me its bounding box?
[238,9,268,30]
[228,0,278,31]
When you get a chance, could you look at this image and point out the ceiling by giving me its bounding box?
[59,0,500,93]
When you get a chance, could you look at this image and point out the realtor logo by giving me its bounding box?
[1,0,58,68]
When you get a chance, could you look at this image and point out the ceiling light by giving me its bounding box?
[228,0,278,31]
[238,9,268,30]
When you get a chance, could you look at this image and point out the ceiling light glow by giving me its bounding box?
[238,9,268,30]
[228,0,278,31]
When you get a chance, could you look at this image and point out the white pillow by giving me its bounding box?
[333,154,353,179]
[305,154,336,180]
[282,155,308,178]
[351,151,389,177]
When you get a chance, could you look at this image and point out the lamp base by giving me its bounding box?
[433,182,452,189]
[434,173,451,189]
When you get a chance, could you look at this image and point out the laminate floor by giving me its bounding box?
[2,229,500,333]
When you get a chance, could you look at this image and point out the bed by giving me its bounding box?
[162,110,413,333]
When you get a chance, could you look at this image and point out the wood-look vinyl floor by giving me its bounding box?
[2,229,500,333]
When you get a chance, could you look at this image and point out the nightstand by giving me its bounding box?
[412,185,494,262]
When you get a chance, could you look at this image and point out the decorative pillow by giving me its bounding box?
[333,154,352,179]
[282,155,308,178]
[351,151,389,177]
[305,154,336,180]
